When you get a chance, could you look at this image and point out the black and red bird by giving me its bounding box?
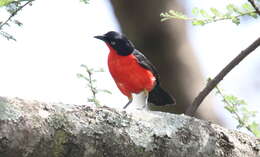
[94,31,175,109]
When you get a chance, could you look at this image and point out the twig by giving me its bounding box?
[185,37,260,116]
[0,0,34,30]
[161,10,258,25]
[77,65,108,107]
[248,0,260,15]
[195,11,256,23]
[215,86,254,134]
[86,68,97,102]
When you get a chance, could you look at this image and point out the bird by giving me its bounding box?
[94,31,175,109]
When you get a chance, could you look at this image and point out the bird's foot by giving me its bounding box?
[136,104,147,110]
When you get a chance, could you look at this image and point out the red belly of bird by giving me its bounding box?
[108,49,156,98]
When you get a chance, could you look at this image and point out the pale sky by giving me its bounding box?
[0,0,259,129]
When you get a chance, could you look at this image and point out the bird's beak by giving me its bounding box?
[94,35,107,42]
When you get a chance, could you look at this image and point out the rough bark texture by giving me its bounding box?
[0,96,259,157]
[109,0,220,123]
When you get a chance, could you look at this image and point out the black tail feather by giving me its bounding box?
[148,84,175,106]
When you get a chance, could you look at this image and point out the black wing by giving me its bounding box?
[132,49,160,81]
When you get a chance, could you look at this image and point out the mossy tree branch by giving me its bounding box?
[0,96,259,157]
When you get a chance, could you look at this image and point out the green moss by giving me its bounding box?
[52,129,68,157]
[48,113,71,130]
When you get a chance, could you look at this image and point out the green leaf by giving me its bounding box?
[160,17,169,22]
[0,31,16,41]
[226,4,242,14]
[231,17,240,25]
[99,89,112,94]
[250,111,258,117]
[249,122,260,137]
[160,13,171,21]
[80,0,89,4]
[87,98,94,102]
[226,4,236,13]
[14,20,23,26]
[192,20,206,26]
[210,8,222,17]
[192,7,200,15]
[249,12,258,18]
[240,106,249,113]
[93,68,104,73]
[76,73,82,78]
[239,99,247,105]
[216,85,259,137]
[241,114,249,123]
[224,105,236,113]
[223,95,237,104]
[161,10,189,21]
[169,10,188,19]
[199,9,210,18]
[0,0,14,7]
[242,3,254,11]
[77,73,90,81]
[80,64,87,69]
[88,68,94,72]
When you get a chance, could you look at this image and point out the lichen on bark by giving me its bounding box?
[0,96,259,157]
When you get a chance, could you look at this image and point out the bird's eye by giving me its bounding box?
[111,41,116,45]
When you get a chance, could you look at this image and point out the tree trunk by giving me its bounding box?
[0,96,259,157]
[109,0,220,123]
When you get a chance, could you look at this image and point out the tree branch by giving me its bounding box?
[186,37,260,116]
[0,0,34,30]
[248,0,260,15]
[0,96,259,157]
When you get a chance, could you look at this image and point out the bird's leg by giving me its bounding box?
[123,96,133,109]
[141,89,149,109]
